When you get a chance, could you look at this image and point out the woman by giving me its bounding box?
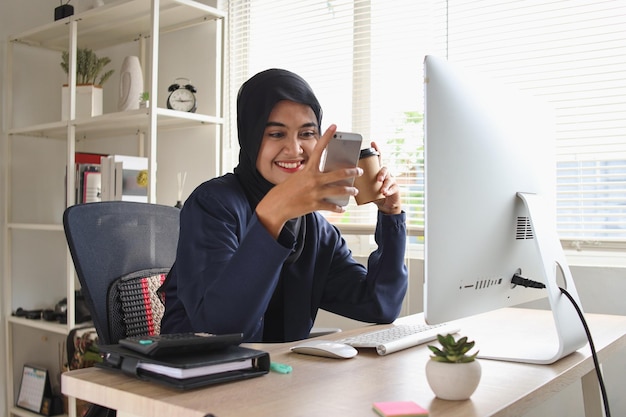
[160,68,408,342]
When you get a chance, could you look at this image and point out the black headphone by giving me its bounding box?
[168,77,197,93]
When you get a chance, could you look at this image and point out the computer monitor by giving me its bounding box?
[422,55,588,364]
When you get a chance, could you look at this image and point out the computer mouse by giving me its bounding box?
[290,339,358,359]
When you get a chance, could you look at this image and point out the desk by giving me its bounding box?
[62,308,626,417]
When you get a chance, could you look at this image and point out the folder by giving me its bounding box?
[97,344,270,390]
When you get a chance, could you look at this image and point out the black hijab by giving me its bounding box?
[234,68,323,206]
[234,69,323,263]
[233,70,323,339]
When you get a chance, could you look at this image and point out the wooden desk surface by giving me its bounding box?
[62,308,626,417]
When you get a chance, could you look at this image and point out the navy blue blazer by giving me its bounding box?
[160,173,408,342]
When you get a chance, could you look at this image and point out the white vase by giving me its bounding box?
[118,56,144,111]
[62,84,103,120]
[425,360,481,400]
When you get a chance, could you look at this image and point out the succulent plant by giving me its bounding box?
[61,48,114,86]
[428,333,478,363]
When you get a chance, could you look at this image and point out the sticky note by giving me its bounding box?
[372,401,429,417]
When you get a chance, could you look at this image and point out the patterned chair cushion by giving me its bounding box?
[107,268,169,341]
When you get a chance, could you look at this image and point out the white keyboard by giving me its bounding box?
[338,322,460,356]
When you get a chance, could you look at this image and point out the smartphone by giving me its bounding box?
[321,131,363,206]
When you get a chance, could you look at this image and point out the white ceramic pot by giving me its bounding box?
[61,84,103,120]
[425,359,481,400]
[118,56,144,111]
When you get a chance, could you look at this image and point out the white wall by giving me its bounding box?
[1,3,54,415]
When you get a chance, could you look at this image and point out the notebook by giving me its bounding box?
[97,343,270,390]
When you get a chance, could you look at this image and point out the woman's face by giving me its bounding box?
[256,100,319,185]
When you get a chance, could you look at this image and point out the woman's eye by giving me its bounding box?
[268,131,285,139]
[300,131,318,139]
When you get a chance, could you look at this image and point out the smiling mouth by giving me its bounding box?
[275,161,304,170]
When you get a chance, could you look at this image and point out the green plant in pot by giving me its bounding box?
[139,91,150,108]
[425,333,481,400]
[60,48,114,86]
[60,48,114,119]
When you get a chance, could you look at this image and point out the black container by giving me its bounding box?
[54,4,74,21]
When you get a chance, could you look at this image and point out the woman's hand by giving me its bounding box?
[256,124,363,238]
[370,142,402,215]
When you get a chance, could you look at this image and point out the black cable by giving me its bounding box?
[511,273,611,417]
[559,286,611,417]
[511,273,546,288]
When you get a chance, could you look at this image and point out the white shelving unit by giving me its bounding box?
[2,1,225,416]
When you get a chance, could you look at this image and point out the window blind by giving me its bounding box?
[224,0,626,246]
[224,0,440,231]
[442,1,626,247]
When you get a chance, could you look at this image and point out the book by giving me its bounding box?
[75,152,106,165]
[74,152,106,204]
[82,170,101,203]
[97,344,270,390]
[372,401,429,417]
[100,155,148,202]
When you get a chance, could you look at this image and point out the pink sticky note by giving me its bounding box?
[372,401,429,417]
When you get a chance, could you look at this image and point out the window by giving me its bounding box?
[443,1,626,250]
[224,0,439,235]
[224,0,626,249]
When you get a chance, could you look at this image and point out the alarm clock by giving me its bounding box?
[166,78,197,112]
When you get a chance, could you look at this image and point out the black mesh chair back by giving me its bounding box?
[63,201,180,345]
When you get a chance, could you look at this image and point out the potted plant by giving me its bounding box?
[139,91,150,109]
[60,48,114,120]
[425,333,481,400]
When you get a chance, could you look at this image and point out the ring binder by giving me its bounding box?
[97,344,270,390]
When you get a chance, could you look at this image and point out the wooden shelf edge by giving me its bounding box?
[8,109,223,140]
[7,316,70,335]
[10,405,67,417]
[7,223,63,232]
[9,0,224,51]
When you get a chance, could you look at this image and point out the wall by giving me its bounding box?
[0,3,53,415]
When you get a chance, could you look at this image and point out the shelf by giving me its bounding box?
[8,223,64,232]
[6,121,69,140]
[4,2,225,416]
[8,316,70,335]
[9,0,225,52]
[10,406,67,417]
[8,108,224,140]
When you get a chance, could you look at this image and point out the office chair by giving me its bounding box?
[63,201,180,417]
[63,201,180,346]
